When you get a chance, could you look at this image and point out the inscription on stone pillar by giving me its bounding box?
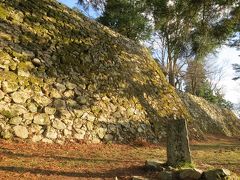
[167,118,192,167]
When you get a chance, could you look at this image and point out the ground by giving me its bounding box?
[0,136,239,180]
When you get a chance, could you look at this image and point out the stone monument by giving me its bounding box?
[166,117,192,167]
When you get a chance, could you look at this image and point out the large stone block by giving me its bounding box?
[13,125,29,139]
[11,90,31,104]
[145,159,165,171]
[52,120,66,130]
[202,168,231,180]
[166,118,191,167]
[179,168,203,180]
[33,113,50,125]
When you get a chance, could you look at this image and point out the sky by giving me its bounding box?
[58,0,240,104]
[215,46,240,104]
[58,0,77,8]
[58,0,100,18]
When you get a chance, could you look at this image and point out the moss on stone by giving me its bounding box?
[19,35,33,46]
[177,162,195,169]
[18,61,34,71]
[18,76,30,87]
[0,5,8,20]
[0,109,17,119]
[0,71,18,81]
[0,32,12,41]
[0,50,12,62]
[29,76,44,87]
[10,50,29,61]
[91,106,102,116]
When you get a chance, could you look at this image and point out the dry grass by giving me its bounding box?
[0,136,239,179]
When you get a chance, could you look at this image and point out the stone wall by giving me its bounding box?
[0,0,238,144]
[0,0,191,144]
[180,93,240,137]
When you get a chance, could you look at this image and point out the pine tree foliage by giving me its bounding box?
[78,0,105,11]
[185,61,233,109]
[147,0,240,86]
[198,81,233,109]
[97,0,152,40]
[185,60,206,96]
[233,63,240,80]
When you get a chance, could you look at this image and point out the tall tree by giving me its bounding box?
[97,0,152,41]
[184,60,206,96]
[149,0,240,86]
[78,0,240,87]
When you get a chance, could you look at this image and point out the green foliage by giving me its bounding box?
[147,0,240,86]
[97,0,152,41]
[233,63,240,80]
[78,0,105,11]
[229,32,240,49]
[214,92,234,109]
[185,60,233,109]
[177,162,195,169]
[0,110,16,119]
[185,60,206,96]
[78,0,240,50]
[198,81,217,103]
[79,0,240,87]
[198,81,233,109]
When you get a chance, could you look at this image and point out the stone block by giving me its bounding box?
[167,118,191,167]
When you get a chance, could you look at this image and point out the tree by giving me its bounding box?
[215,91,234,109]
[78,0,240,87]
[184,60,206,96]
[184,58,233,109]
[233,103,240,118]
[78,0,105,11]
[146,0,240,87]
[97,0,152,41]
[147,0,195,86]
[195,79,233,109]
[233,63,240,80]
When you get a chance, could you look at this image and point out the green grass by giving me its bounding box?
[177,162,195,169]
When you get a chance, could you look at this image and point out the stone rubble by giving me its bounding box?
[137,160,238,180]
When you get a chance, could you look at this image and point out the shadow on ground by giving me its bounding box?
[0,147,141,163]
[0,165,145,178]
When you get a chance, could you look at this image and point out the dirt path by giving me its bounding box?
[0,137,239,179]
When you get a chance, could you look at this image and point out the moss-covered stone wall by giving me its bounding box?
[180,93,240,137]
[0,0,192,143]
[1,0,238,144]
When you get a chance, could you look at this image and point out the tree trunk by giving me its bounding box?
[169,71,175,86]
[168,57,175,86]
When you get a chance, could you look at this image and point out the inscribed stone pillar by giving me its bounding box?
[166,118,191,167]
